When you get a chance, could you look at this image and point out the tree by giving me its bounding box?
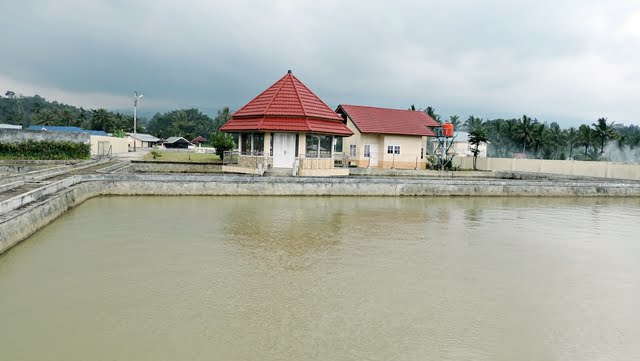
[213,106,232,131]
[592,117,618,155]
[448,115,461,130]
[530,122,548,158]
[514,115,535,154]
[424,106,441,124]
[210,131,236,160]
[577,124,594,159]
[464,115,484,133]
[468,127,488,170]
[564,127,578,160]
[5,90,15,99]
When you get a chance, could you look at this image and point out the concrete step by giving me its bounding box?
[264,167,295,177]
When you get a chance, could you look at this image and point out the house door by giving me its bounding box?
[273,133,296,168]
[365,143,378,167]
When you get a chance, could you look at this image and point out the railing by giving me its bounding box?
[298,154,335,170]
[223,151,270,175]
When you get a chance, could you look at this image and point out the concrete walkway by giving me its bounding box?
[113,149,150,161]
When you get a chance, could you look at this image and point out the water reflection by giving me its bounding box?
[1,196,640,361]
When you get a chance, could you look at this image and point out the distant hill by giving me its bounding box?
[0,93,142,133]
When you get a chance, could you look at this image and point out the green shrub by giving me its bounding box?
[0,140,91,160]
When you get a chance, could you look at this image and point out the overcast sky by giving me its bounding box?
[1,0,639,125]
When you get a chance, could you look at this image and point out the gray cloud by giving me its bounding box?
[1,0,639,125]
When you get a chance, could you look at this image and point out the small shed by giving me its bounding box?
[191,136,208,146]
[164,137,193,149]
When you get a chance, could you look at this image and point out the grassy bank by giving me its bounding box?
[143,151,220,162]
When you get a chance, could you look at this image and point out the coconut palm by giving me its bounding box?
[464,115,484,133]
[529,122,548,158]
[577,124,595,159]
[592,117,618,155]
[514,115,535,154]
[468,127,488,170]
[448,115,461,130]
[424,106,441,124]
[564,127,578,160]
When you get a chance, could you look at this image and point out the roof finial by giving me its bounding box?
[287,69,292,74]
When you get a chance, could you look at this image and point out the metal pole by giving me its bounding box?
[133,91,143,152]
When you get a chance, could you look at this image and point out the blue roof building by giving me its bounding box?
[27,125,109,136]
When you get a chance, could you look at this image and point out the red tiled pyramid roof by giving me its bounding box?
[191,135,208,143]
[220,71,352,136]
[337,104,439,137]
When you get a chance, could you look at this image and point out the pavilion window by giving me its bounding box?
[241,134,252,154]
[305,134,333,158]
[253,133,264,153]
[306,134,319,157]
[241,133,264,155]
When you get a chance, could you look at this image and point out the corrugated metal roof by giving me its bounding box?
[126,133,160,142]
[27,125,108,136]
[337,105,439,137]
[221,71,352,136]
[164,136,192,144]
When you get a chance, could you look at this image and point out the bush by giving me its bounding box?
[0,140,91,160]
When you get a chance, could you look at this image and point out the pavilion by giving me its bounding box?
[220,70,352,176]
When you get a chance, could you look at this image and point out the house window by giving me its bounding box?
[364,144,371,158]
[388,145,400,154]
[334,137,343,153]
[421,147,424,160]
[349,144,356,157]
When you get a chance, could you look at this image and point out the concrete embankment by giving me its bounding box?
[2,174,640,255]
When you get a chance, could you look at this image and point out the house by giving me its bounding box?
[126,133,161,148]
[220,70,353,176]
[27,125,108,136]
[431,131,488,158]
[163,136,193,149]
[335,105,439,169]
[191,136,208,146]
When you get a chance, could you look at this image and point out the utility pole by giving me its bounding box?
[133,91,143,152]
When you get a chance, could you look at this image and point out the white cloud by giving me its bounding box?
[1,0,639,124]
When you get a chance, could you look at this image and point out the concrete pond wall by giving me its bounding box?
[2,173,640,255]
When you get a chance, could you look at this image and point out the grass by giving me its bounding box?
[143,151,220,162]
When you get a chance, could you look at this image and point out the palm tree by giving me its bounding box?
[34,109,58,126]
[592,117,618,155]
[577,124,594,159]
[468,128,488,170]
[530,122,548,158]
[564,127,578,160]
[546,122,564,159]
[514,115,535,154]
[424,106,441,124]
[464,115,484,133]
[448,115,461,130]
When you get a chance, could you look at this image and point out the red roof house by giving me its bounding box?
[220,71,352,175]
[336,104,440,169]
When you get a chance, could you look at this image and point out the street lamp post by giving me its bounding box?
[133,91,143,152]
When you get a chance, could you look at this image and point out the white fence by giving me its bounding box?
[454,157,640,181]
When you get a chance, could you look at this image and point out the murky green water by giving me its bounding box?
[1,196,639,360]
